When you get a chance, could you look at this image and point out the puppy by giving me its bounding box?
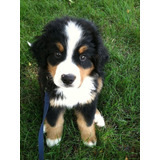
[31,17,109,147]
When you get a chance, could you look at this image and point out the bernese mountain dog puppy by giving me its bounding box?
[31,17,109,147]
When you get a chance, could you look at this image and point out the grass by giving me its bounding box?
[20,0,140,159]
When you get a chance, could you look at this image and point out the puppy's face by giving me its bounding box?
[47,21,96,89]
[32,18,108,89]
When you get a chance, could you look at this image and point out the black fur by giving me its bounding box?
[76,98,97,126]
[46,107,65,127]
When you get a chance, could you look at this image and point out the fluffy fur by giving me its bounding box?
[31,17,109,147]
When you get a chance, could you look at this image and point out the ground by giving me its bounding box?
[20,0,140,159]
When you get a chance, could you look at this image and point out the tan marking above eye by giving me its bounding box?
[56,42,64,52]
[79,45,88,54]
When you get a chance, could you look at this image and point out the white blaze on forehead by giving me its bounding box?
[53,21,83,89]
[65,21,83,59]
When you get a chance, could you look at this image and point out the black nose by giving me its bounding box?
[61,74,76,85]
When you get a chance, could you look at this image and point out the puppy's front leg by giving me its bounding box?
[75,104,97,147]
[44,107,65,147]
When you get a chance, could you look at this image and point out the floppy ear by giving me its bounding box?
[94,37,109,77]
[31,34,48,68]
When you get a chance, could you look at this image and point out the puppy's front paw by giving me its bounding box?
[46,138,61,147]
[94,113,105,127]
[83,140,97,147]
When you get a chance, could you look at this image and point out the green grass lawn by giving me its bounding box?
[20,0,140,159]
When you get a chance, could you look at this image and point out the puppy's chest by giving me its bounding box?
[50,77,97,108]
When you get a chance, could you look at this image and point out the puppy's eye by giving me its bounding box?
[55,52,62,58]
[79,55,86,61]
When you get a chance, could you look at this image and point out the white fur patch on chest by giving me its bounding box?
[50,76,96,108]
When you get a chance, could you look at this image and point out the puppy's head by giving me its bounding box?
[31,17,108,89]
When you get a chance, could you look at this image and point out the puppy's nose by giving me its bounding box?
[61,74,76,85]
